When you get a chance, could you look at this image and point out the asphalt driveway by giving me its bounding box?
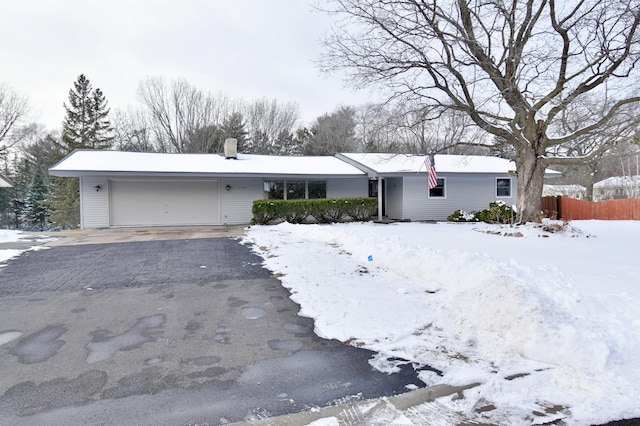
[0,234,422,424]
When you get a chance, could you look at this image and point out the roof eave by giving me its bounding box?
[48,170,365,179]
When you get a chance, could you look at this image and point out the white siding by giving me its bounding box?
[80,176,110,229]
[402,174,517,221]
[385,177,404,220]
[219,178,264,225]
[327,177,368,198]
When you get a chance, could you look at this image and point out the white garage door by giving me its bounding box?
[110,180,219,226]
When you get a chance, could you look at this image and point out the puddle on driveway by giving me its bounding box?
[85,314,166,364]
[9,325,67,364]
[241,307,265,319]
[268,340,304,352]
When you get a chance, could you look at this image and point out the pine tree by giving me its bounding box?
[50,74,113,227]
[48,177,79,228]
[221,112,248,152]
[7,157,31,229]
[58,74,113,153]
[0,187,13,228]
[21,172,50,230]
[90,88,113,149]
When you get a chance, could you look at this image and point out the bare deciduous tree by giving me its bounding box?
[394,106,488,155]
[320,0,640,222]
[137,77,236,153]
[0,84,30,152]
[244,98,300,154]
[356,103,403,152]
[127,80,304,155]
[111,109,156,152]
[355,102,490,154]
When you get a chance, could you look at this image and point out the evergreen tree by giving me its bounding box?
[0,187,13,228]
[23,134,61,174]
[50,74,113,227]
[7,156,31,229]
[47,176,79,228]
[221,112,248,152]
[304,106,358,155]
[185,124,222,153]
[21,172,50,230]
[58,74,113,153]
[3,147,55,230]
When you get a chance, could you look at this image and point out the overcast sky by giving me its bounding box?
[0,0,373,131]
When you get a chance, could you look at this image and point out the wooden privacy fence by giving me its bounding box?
[542,196,640,220]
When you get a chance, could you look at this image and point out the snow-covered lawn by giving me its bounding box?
[0,229,29,264]
[244,220,640,425]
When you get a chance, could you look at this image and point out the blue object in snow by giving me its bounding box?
[367,255,373,262]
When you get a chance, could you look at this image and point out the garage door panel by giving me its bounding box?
[110,180,219,226]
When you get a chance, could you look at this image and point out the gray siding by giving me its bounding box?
[80,176,110,229]
[385,177,404,220]
[327,177,368,198]
[80,173,519,227]
[219,178,264,225]
[402,174,517,221]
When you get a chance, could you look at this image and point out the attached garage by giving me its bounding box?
[109,179,219,226]
[49,150,368,229]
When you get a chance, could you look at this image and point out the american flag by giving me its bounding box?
[426,154,438,189]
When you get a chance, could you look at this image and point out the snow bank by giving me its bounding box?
[0,229,23,244]
[244,221,640,425]
[0,230,26,263]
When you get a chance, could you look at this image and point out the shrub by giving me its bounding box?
[252,198,376,225]
[282,200,311,224]
[448,201,516,224]
[310,199,345,223]
[343,198,378,221]
[252,200,284,225]
[473,201,516,224]
[447,209,478,222]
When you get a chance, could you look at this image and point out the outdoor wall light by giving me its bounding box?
[225,184,231,191]
[94,185,102,192]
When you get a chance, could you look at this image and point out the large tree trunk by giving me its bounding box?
[515,146,547,223]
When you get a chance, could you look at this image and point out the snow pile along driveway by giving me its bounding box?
[243,221,640,425]
[0,230,31,264]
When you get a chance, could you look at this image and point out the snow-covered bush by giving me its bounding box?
[447,209,478,222]
[448,201,516,224]
[474,201,516,224]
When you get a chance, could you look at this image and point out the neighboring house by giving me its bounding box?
[593,175,640,201]
[49,149,561,229]
[0,174,13,188]
[337,153,557,221]
[542,184,586,199]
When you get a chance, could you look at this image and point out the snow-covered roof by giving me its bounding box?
[49,150,366,178]
[544,184,586,190]
[338,153,561,177]
[594,175,640,188]
[0,174,13,188]
[542,184,586,196]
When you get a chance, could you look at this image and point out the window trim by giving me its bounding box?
[428,177,446,199]
[496,177,512,198]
